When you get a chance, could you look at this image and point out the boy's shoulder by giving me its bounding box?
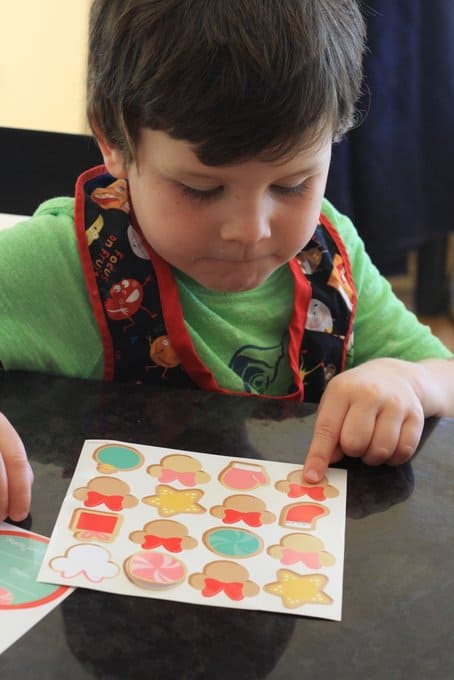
[321,198,353,234]
[0,196,77,261]
[320,197,362,254]
[0,197,75,237]
[33,196,75,220]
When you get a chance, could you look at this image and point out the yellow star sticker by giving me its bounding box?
[264,570,332,609]
[143,485,205,517]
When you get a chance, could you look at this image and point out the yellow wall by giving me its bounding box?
[0,0,91,134]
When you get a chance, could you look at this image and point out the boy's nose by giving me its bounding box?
[220,200,272,244]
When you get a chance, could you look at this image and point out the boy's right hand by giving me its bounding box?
[0,412,33,522]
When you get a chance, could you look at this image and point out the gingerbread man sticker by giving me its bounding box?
[73,477,139,511]
[275,469,339,501]
[210,495,276,527]
[267,534,335,568]
[129,520,197,553]
[189,561,259,601]
[147,454,211,487]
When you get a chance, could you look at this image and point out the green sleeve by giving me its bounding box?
[321,199,453,368]
[0,198,104,378]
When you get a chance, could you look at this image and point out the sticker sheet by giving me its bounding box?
[38,440,347,620]
[0,522,73,655]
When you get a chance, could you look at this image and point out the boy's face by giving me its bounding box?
[100,129,332,292]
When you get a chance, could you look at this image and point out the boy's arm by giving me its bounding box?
[0,413,33,521]
[303,356,454,482]
[303,201,454,481]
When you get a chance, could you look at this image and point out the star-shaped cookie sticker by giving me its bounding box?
[143,485,206,517]
[264,570,332,609]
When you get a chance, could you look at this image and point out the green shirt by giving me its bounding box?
[174,265,294,395]
[0,197,451,391]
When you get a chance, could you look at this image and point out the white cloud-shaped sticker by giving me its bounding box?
[50,544,119,583]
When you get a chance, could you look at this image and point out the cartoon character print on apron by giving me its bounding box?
[296,223,356,402]
[74,166,198,387]
[75,166,356,401]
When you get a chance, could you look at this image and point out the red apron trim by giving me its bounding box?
[74,165,115,380]
[319,211,358,370]
[144,240,221,392]
[288,258,311,400]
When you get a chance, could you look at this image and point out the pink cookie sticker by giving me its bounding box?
[124,551,186,589]
[218,461,270,490]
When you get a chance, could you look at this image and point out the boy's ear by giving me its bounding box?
[92,124,128,179]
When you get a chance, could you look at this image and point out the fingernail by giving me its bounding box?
[304,469,319,483]
[9,511,29,522]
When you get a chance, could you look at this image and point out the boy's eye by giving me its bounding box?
[179,179,309,202]
[180,184,224,202]
[271,180,308,197]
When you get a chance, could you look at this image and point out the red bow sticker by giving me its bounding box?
[141,534,183,552]
[288,484,326,500]
[202,578,244,601]
[85,491,124,511]
[223,508,262,527]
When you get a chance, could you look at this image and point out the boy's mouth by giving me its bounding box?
[207,252,273,264]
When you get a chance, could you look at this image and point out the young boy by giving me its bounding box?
[1,0,453,523]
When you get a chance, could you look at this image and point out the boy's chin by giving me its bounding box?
[195,269,273,293]
[186,258,281,293]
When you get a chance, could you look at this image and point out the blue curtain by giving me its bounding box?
[326,0,454,274]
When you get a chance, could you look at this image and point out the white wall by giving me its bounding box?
[0,0,91,134]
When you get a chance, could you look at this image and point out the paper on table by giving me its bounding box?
[0,522,73,655]
[38,439,347,620]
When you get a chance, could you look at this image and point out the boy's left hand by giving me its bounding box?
[303,358,426,483]
[0,413,33,522]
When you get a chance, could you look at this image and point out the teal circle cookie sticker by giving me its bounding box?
[93,443,144,474]
[0,530,68,610]
[203,527,263,558]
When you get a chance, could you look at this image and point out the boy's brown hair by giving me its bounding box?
[87,0,366,165]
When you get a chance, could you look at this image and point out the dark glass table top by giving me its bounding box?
[0,371,453,679]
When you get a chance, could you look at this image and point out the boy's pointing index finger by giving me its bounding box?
[303,403,345,483]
